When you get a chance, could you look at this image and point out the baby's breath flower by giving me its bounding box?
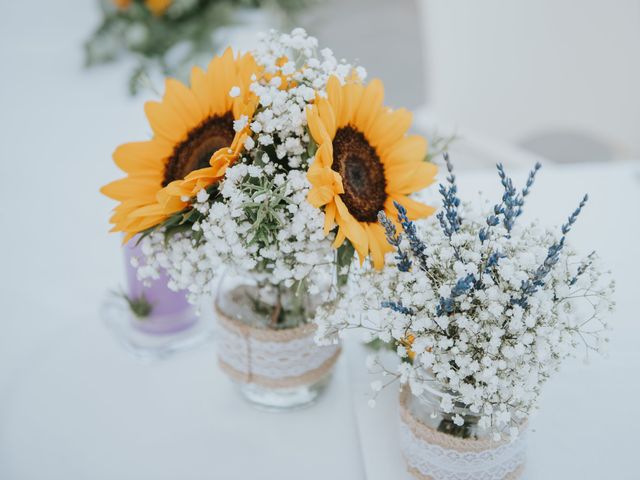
[315,167,615,437]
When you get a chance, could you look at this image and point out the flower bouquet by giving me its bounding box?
[85,0,312,94]
[317,155,615,478]
[101,29,438,409]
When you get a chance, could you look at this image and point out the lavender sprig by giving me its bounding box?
[570,251,596,286]
[437,152,461,239]
[378,211,411,272]
[496,163,520,233]
[562,194,589,235]
[381,301,414,315]
[394,201,429,271]
[520,163,542,205]
[452,273,476,297]
[516,194,589,306]
[436,273,476,316]
[481,162,542,241]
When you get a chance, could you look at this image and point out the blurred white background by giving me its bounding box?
[305,0,639,164]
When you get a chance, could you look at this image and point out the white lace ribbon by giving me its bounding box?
[399,392,526,480]
[215,310,340,388]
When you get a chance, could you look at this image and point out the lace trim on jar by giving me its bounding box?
[215,306,341,389]
[399,389,526,480]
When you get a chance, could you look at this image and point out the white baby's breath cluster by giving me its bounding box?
[137,230,211,304]
[198,166,334,287]
[246,28,364,168]
[316,205,615,439]
[136,29,363,308]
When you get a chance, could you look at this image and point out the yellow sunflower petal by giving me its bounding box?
[204,59,226,115]
[164,78,205,126]
[323,202,336,235]
[307,185,336,207]
[354,79,384,133]
[144,100,189,143]
[129,203,168,218]
[100,176,159,201]
[367,108,412,151]
[217,48,237,112]
[112,140,169,174]
[156,190,188,214]
[307,105,331,144]
[383,135,428,167]
[307,161,336,186]
[332,227,346,248]
[339,81,364,126]
[326,76,343,126]
[316,142,335,169]
[317,99,337,140]
[385,161,438,195]
[386,194,436,220]
[366,223,393,270]
[334,197,368,257]
[190,66,214,116]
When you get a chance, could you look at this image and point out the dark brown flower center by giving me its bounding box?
[162,112,235,186]
[332,126,387,222]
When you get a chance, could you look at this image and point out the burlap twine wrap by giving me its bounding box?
[399,389,526,480]
[215,305,341,389]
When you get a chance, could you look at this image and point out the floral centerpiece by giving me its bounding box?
[101,29,438,409]
[85,0,312,94]
[316,155,615,478]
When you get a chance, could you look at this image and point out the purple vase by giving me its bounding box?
[123,240,197,335]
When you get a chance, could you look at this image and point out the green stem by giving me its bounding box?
[437,417,475,439]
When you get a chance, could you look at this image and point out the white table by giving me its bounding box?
[1,1,638,479]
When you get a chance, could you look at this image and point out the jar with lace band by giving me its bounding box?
[399,382,527,480]
[214,268,341,411]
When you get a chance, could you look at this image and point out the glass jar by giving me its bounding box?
[100,238,213,359]
[214,268,341,411]
[407,382,490,441]
[399,382,526,480]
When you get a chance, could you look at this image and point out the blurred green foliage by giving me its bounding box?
[85,0,314,94]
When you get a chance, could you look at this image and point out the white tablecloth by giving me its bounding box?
[1,1,638,479]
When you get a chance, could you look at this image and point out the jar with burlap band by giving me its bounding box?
[399,388,527,480]
[214,269,341,411]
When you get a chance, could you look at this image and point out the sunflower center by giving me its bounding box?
[332,126,387,222]
[162,112,235,186]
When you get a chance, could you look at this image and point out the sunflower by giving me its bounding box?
[112,0,171,15]
[306,76,437,269]
[101,48,259,242]
[113,0,132,9]
[145,0,171,15]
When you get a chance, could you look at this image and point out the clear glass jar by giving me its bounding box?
[407,382,489,440]
[216,268,318,331]
[214,268,340,411]
[399,379,527,480]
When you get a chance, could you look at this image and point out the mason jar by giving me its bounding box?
[399,381,527,480]
[214,267,341,411]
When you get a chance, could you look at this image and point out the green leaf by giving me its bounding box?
[336,241,355,288]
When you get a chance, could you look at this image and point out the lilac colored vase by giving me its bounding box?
[124,240,197,335]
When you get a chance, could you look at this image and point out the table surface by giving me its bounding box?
[1,2,639,479]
